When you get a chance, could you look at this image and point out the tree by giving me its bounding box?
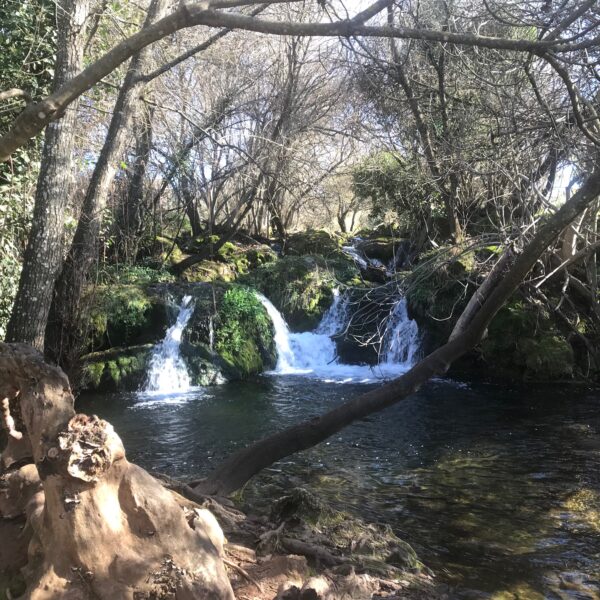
[195,160,600,495]
[4,0,92,350]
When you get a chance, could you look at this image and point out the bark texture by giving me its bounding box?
[0,342,235,599]
[46,0,170,367]
[5,0,92,350]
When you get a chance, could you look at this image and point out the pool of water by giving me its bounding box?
[78,375,600,598]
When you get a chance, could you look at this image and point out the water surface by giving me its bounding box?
[79,376,600,599]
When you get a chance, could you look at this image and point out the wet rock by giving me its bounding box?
[241,255,359,331]
[80,344,153,391]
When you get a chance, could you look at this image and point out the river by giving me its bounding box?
[79,375,600,599]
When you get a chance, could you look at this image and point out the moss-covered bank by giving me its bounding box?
[241,254,360,331]
[80,283,276,391]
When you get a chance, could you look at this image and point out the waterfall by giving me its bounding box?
[316,288,349,336]
[144,295,194,393]
[381,298,420,365]
[257,290,419,382]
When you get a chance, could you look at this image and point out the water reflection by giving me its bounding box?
[78,378,600,598]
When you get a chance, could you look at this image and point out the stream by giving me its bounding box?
[77,293,600,599]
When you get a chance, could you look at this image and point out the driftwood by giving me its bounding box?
[0,342,234,599]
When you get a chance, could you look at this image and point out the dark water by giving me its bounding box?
[79,376,600,599]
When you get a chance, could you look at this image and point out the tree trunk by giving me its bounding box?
[195,162,600,496]
[5,0,92,350]
[0,342,235,598]
[117,105,155,262]
[46,0,170,368]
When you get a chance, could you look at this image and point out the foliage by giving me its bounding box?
[96,263,175,285]
[215,286,275,376]
[0,0,55,336]
[353,152,443,234]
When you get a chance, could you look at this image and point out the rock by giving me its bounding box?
[241,255,359,331]
[356,238,408,263]
[182,259,237,283]
[271,488,330,525]
[182,283,276,382]
[300,576,330,599]
[285,230,342,258]
[80,344,154,391]
[481,301,575,380]
[83,284,170,351]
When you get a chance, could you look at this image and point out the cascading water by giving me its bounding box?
[257,290,419,382]
[381,298,420,365]
[316,288,350,336]
[144,295,194,393]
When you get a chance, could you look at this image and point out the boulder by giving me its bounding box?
[284,230,342,258]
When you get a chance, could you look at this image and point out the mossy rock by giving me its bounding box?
[180,341,228,386]
[83,285,169,352]
[179,243,277,283]
[155,235,186,266]
[271,488,331,526]
[405,247,475,350]
[481,301,574,380]
[182,283,276,381]
[81,344,153,391]
[356,237,408,262]
[267,488,422,575]
[355,223,402,239]
[182,260,238,283]
[240,255,359,331]
[284,230,342,258]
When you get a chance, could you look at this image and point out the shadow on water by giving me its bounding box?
[78,377,600,598]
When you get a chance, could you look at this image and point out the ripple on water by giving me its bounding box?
[78,377,600,598]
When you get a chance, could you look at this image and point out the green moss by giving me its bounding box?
[405,247,475,346]
[267,488,422,576]
[481,301,574,380]
[181,283,276,381]
[240,255,359,331]
[215,286,275,378]
[285,229,343,258]
[81,344,153,391]
[83,285,169,351]
[182,260,237,283]
[517,335,574,378]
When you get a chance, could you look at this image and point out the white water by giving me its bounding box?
[382,298,420,365]
[257,290,420,383]
[144,295,195,393]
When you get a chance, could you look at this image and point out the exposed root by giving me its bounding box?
[223,557,262,592]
